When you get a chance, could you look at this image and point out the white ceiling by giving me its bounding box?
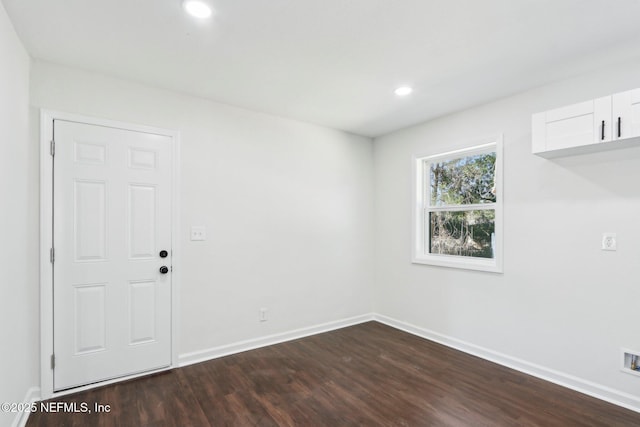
[4,0,640,137]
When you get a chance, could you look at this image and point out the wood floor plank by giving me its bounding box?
[27,322,640,426]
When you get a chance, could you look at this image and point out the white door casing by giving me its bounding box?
[40,111,181,397]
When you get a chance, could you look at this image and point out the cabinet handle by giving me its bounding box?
[618,117,621,138]
[601,120,605,141]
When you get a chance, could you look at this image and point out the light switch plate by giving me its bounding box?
[602,233,617,251]
[191,226,206,241]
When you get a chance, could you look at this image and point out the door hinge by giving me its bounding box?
[50,140,55,157]
[50,354,55,370]
[50,248,55,264]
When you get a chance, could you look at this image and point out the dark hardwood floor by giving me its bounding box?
[27,322,640,426]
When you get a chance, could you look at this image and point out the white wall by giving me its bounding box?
[0,2,38,427]
[30,61,374,359]
[374,57,640,407]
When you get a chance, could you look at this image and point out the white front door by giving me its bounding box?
[53,119,172,391]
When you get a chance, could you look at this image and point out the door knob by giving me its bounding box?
[159,266,169,274]
[159,250,168,258]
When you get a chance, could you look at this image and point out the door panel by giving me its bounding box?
[613,89,640,139]
[545,113,594,149]
[543,99,600,150]
[53,119,172,391]
[74,283,107,354]
[129,280,158,345]
[129,184,157,259]
[74,180,107,261]
[534,97,611,152]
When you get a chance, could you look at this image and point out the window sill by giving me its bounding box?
[412,254,503,273]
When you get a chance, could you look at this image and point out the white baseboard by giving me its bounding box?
[178,313,375,367]
[12,386,40,427]
[373,314,640,414]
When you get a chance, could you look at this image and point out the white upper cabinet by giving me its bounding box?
[612,89,640,140]
[532,89,640,157]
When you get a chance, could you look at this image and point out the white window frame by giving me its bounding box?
[412,135,503,273]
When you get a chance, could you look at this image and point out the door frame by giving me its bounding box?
[39,110,181,399]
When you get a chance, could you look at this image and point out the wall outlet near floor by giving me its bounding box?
[621,348,640,377]
[259,308,268,322]
[601,233,617,251]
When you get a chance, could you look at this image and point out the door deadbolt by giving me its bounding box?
[159,250,168,258]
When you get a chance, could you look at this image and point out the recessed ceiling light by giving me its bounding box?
[394,86,413,96]
[183,0,213,18]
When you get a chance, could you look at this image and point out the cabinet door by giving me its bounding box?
[532,96,611,153]
[612,89,640,140]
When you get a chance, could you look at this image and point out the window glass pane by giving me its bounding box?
[429,210,495,258]
[429,152,496,206]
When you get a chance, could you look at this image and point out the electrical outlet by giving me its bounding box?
[259,308,268,322]
[602,233,617,251]
[190,226,206,241]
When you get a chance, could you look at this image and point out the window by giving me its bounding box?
[413,136,503,272]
